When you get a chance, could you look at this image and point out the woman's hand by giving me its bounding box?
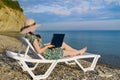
[45,44,54,48]
[44,42,51,46]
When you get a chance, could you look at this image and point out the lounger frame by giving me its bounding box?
[6,37,100,80]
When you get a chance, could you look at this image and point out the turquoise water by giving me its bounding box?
[36,30,120,68]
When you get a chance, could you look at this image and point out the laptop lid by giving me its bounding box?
[51,34,65,47]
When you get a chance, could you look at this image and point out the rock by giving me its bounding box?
[97,66,113,78]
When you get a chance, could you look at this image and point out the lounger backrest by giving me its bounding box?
[20,37,45,60]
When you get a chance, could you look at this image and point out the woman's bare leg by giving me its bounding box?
[78,46,87,55]
[61,42,77,51]
[63,46,87,57]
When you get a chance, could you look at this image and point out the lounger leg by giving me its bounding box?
[33,61,57,80]
[17,61,27,71]
[44,61,57,78]
[90,55,100,70]
[19,60,57,80]
[75,55,100,72]
[29,63,39,70]
[20,60,36,79]
[74,59,86,72]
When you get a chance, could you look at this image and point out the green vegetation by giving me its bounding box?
[0,0,4,9]
[0,0,23,12]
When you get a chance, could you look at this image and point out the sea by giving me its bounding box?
[35,30,120,68]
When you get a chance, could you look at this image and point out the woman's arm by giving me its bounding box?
[33,39,54,54]
[44,42,51,46]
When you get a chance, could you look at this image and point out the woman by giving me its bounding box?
[20,19,87,59]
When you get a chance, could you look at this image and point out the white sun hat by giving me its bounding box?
[20,19,40,34]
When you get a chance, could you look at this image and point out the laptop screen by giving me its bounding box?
[51,34,65,47]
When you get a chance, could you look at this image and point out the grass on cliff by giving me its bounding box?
[0,0,23,12]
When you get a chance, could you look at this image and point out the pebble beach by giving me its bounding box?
[0,35,120,80]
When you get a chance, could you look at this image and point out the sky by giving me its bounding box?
[17,0,120,31]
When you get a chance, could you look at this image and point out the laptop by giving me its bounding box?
[51,34,65,47]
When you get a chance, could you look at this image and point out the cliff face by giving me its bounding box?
[0,0,26,32]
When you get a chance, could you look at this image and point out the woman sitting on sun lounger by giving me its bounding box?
[20,19,87,59]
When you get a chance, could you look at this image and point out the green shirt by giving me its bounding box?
[27,35,63,60]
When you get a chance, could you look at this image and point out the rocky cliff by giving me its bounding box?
[0,0,26,32]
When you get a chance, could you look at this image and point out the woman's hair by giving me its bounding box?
[28,32,34,35]
[36,34,41,38]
